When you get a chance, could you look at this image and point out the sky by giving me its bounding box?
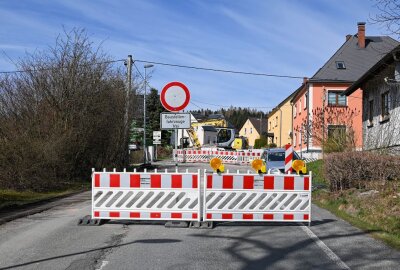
[0,0,395,112]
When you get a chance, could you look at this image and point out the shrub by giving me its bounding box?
[268,143,277,148]
[324,151,400,192]
[254,136,268,149]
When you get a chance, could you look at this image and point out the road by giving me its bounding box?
[0,161,399,270]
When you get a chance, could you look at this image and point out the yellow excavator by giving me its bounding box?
[232,136,248,150]
[187,117,236,149]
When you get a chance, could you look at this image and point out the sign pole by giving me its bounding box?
[175,128,178,168]
[159,81,191,169]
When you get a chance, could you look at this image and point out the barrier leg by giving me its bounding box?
[165,221,189,228]
[77,215,109,226]
[189,221,214,229]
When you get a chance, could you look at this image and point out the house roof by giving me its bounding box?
[343,44,400,96]
[310,35,399,83]
[248,117,268,135]
[290,82,307,103]
[268,88,298,117]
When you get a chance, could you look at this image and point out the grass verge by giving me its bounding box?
[308,160,400,250]
[0,182,90,210]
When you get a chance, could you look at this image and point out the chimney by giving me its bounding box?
[357,22,366,48]
[346,34,352,41]
[303,77,308,85]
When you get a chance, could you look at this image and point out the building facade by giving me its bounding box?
[291,22,398,158]
[344,46,400,154]
[239,117,267,147]
[267,91,296,147]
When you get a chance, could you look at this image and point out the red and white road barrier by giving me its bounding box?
[174,149,263,164]
[203,172,311,223]
[285,144,293,174]
[92,169,201,221]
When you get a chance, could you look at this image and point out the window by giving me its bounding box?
[381,91,390,121]
[336,61,346,69]
[368,100,373,127]
[244,128,247,134]
[294,105,297,117]
[275,116,278,127]
[328,91,346,106]
[269,121,271,131]
[299,101,301,114]
[250,127,253,134]
[328,125,346,139]
[304,94,307,110]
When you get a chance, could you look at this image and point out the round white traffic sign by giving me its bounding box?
[160,82,190,112]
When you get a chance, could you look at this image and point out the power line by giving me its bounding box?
[134,59,305,79]
[191,99,278,109]
[189,101,203,110]
[0,59,125,74]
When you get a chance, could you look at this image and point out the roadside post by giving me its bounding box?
[160,82,191,167]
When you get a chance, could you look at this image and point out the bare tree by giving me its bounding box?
[0,28,139,191]
[295,106,360,153]
[372,0,400,35]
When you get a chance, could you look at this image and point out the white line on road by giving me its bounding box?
[301,226,351,270]
[96,260,109,270]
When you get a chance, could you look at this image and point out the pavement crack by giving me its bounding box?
[65,226,128,270]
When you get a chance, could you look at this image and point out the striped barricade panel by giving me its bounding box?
[92,170,201,222]
[173,149,263,165]
[203,172,311,222]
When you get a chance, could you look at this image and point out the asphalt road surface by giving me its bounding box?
[0,161,399,270]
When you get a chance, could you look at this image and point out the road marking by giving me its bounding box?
[96,260,109,270]
[301,226,351,270]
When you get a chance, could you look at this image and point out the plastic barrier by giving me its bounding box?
[203,172,311,223]
[92,169,201,222]
[236,150,263,164]
[173,149,263,165]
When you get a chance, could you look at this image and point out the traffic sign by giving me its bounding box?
[153,131,161,141]
[153,140,161,145]
[161,113,191,129]
[160,82,190,112]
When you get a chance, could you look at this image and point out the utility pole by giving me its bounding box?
[143,64,154,164]
[124,55,133,163]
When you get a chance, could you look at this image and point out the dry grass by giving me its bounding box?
[314,182,400,249]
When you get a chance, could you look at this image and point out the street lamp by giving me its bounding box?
[143,64,154,164]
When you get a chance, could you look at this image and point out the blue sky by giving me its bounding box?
[0,0,394,112]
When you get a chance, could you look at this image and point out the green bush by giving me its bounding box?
[254,136,268,149]
[268,143,277,148]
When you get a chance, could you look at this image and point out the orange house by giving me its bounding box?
[291,22,399,159]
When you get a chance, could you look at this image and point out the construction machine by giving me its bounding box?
[186,117,236,149]
[232,136,248,150]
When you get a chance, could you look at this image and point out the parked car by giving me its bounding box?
[260,148,302,174]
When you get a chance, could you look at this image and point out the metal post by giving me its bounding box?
[279,108,283,147]
[144,67,147,164]
[175,128,178,168]
[125,55,133,163]
[143,64,154,164]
